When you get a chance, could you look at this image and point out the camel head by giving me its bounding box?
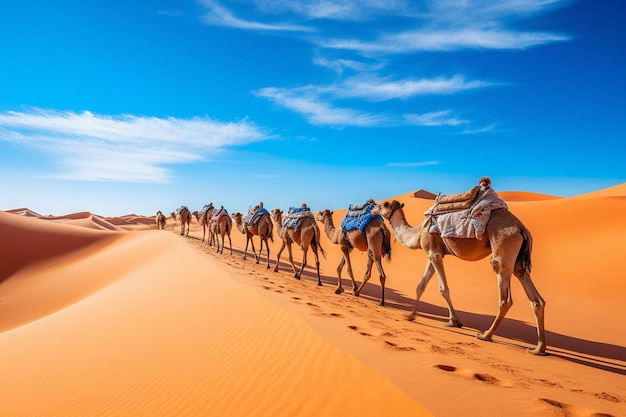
[372,200,404,220]
[231,212,243,224]
[270,208,283,221]
[315,209,333,223]
[192,211,200,221]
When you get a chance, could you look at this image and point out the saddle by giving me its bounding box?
[434,186,481,213]
[282,206,313,230]
[211,207,228,222]
[341,199,382,233]
[244,206,269,226]
[199,203,214,217]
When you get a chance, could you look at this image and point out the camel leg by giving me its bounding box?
[354,253,374,298]
[295,243,307,280]
[514,270,547,355]
[264,238,271,269]
[243,236,253,261]
[274,241,286,273]
[373,258,386,307]
[250,237,259,263]
[335,256,347,294]
[428,254,462,327]
[477,270,513,344]
[343,248,360,296]
[312,245,322,286]
[227,233,233,255]
[408,262,435,320]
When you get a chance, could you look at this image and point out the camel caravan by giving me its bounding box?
[165,177,547,355]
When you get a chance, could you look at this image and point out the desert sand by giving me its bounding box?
[1,183,624,417]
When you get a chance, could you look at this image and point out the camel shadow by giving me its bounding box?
[326,275,626,375]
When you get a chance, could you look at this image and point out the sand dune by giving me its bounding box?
[1,182,624,416]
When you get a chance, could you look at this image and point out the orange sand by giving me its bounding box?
[1,184,624,417]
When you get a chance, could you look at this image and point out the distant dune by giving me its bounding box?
[1,182,624,417]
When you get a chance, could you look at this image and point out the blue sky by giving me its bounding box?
[1,0,624,216]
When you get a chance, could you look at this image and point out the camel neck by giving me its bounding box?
[388,209,422,250]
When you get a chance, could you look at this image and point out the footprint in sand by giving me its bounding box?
[383,340,415,351]
[434,364,513,388]
[348,325,372,337]
[535,398,615,417]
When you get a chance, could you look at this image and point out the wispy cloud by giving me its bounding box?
[0,108,269,182]
[404,110,468,127]
[320,28,569,54]
[386,160,441,168]
[198,0,312,31]
[332,74,494,101]
[255,87,388,127]
[256,74,488,127]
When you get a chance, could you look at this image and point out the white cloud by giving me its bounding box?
[333,74,493,101]
[255,74,487,127]
[198,0,312,31]
[404,110,468,127]
[0,108,269,182]
[256,87,387,127]
[320,28,569,54]
[386,160,441,168]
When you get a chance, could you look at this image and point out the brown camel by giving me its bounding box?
[177,206,192,236]
[211,206,233,255]
[231,210,274,268]
[155,211,166,230]
[194,205,215,244]
[315,208,391,306]
[371,188,546,355]
[270,207,326,285]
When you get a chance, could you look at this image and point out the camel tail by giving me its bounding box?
[382,225,392,262]
[312,226,327,259]
[518,226,533,275]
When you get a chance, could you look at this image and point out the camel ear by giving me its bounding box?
[401,203,405,208]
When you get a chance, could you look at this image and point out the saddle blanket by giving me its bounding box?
[341,200,383,233]
[426,187,507,240]
[210,207,228,222]
[179,206,189,214]
[199,203,214,217]
[244,206,269,226]
[282,206,313,230]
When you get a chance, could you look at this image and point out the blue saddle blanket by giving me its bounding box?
[244,206,269,226]
[282,206,313,230]
[341,200,382,233]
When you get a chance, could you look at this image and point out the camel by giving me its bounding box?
[155,211,166,230]
[194,204,215,244]
[231,208,274,268]
[177,206,192,236]
[315,208,391,306]
[371,181,546,355]
[211,206,233,255]
[270,206,326,285]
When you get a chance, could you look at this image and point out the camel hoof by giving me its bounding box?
[273,267,279,273]
[406,313,416,322]
[476,332,492,342]
[317,282,323,287]
[379,301,385,307]
[527,345,548,356]
[335,288,344,295]
[445,318,463,328]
